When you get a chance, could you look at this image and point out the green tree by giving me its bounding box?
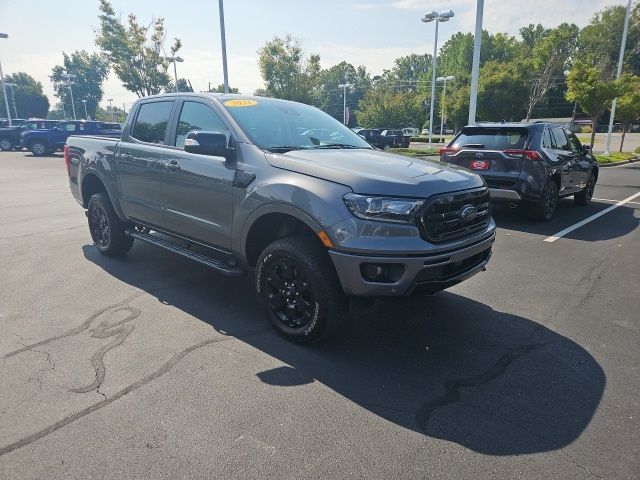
[316,62,371,123]
[578,3,640,77]
[0,72,49,118]
[209,83,240,93]
[175,78,194,92]
[96,0,181,97]
[566,61,620,148]
[616,74,640,152]
[478,60,529,122]
[391,54,431,84]
[524,23,579,120]
[357,88,424,129]
[50,51,109,119]
[258,35,320,105]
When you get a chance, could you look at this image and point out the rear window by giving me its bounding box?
[132,101,173,144]
[452,127,528,150]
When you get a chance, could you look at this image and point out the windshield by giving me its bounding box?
[221,98,372,152]
[452,127,528,150]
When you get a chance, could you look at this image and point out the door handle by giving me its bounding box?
[120,153,133,161]
[164,160,181,172]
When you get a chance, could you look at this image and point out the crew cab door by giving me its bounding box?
[53,122,78,150]
[161,99,234,249]
[116,100,175,228]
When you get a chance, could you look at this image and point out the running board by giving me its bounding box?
[125,229,245,277]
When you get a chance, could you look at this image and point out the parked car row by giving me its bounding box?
[357,128,410,149]
[0,120,122,155]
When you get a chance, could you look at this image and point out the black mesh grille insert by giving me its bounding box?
[418,188,490,244]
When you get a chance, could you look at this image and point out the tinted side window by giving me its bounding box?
[175,101,228,148]
[63,123,77,132]
[566,131,582,154]
[551,127,570,151]
[132,101,173,144]
[542,128,554,149]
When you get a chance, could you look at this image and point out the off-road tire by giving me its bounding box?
[87,192,134,257]
[256,235,347,342]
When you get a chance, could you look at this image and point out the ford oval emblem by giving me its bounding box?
[460,205,478,221]
[475,152,484,158]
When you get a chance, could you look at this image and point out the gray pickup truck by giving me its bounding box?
[66,93,495,342]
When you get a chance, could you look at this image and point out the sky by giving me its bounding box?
[0,0,629,112]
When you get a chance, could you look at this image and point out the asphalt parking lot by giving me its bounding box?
[1,151,638,479]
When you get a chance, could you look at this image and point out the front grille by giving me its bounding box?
[414,247,491,283]
[485,177,517,189]
[418,188,490,244]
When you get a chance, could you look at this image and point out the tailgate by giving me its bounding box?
[439,126,530,182]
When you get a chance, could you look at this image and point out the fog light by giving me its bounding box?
[361,263,389,282]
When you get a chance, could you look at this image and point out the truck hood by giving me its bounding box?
[266,148,484,197]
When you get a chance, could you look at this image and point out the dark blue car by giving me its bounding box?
[22,121,122,156]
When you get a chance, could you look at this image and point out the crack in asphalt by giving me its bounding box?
[0,335,232,457]
[414,342,544,432]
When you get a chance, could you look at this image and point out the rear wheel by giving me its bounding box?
[528,178,559,221]
[256,235,346,342]
[0,137,13,151]
[574,172,596,206]
[87,192,134,257]
[29,141,48,157]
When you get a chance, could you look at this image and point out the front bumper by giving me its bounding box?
[329,231,495,297]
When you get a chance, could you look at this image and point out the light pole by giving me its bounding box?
[218,0,230,93]
[165,56,184,93]
[421,10,454,146]
[338,83,354,125]
[107,98,114,122]
[605,0,632,154]
[81,99,88,120]
[436,75,454,140]
[0,32,13,126]
[61,73,77,120]
[5,82,18,119]
[468,0,484,125]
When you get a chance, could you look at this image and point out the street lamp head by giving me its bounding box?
[421,11,437,22]
[0,33,8,39]
[174,56,184,63]
[439,10,455,19]
[445,75,455,81]
[81,99,87,104]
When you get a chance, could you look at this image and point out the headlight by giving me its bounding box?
[343,193,424,224]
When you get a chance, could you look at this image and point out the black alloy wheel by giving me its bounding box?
[89,202,111,249]
[265,258,316,329]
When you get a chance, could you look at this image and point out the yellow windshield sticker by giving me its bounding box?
[224,99,257,107]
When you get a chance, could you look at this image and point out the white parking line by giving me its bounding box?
[593,197,640,206]
[544,191,640,243]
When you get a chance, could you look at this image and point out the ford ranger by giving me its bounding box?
[66,93,495,342]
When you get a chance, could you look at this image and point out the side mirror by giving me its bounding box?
[184,130,234,160]
[582,145,591,155]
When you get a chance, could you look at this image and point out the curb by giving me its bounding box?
[598,157,640,167]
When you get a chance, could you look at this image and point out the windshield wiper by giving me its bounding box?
[310,143,365,149]
[264,146,309,153]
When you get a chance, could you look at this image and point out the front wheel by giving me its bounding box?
[29,141,48,157]
[87,192,134,256]
[256,235,346,342]
[528,178,559,221]
[574,172,596,206]
[0,137,13,151]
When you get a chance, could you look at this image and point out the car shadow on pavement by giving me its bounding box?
[83,244,605,456]
[492,199,639,241]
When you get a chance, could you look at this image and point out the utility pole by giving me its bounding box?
[605,0,632,154]
[0,32,12,126]
[218,0,230,93]
[61,73,77,120]
[421,10,454,146]
[107,98,114,122]
[338,83,354,125]
[468,0,484,125]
